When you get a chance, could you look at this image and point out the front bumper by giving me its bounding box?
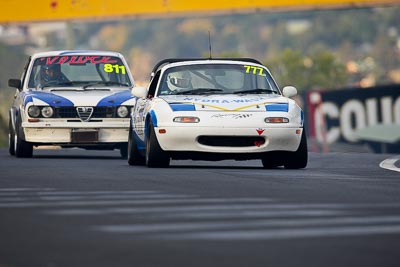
[22,119,129,144]
[155,126,303,153]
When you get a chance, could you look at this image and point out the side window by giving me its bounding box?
[148,70,161,97]
[21,57,33,88]
[28,65,39,88]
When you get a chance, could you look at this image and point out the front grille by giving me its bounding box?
[92,107,116,118]
[76,107,94,121]
[56,107,79,118]
[54,107,117,120]
[197,136,265,147]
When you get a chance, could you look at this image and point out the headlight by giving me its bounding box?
[265,117,289,123]
[28,106,40,117]
[117,106,129,118]
[41,106,54,118]
[173,116,200,123]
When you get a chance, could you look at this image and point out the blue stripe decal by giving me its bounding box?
[149,110,158,127]
[265,103,288,112]
[144,111,157,139]
[301,110,304,126]
[23,91,74,107]
[170,103,196,111]
[97,90,134,107]
[23,95,34,106]
[133,131,145,151]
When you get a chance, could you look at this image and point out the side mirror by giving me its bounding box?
[8,79,22,90]
[282,86,297,98]
[131,86,148,99]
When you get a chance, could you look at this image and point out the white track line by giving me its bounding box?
[380,157,400,172]
[171,225,400,240]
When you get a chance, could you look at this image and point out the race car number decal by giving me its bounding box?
[244,65,266,76]
[104,64,126,74]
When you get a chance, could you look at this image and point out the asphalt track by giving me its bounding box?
[0,148,399,267]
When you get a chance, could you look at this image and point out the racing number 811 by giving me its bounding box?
[104,64,126,74]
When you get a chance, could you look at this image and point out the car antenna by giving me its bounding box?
[208,31,212,59]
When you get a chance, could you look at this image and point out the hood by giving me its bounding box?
[23,89,135,107]
[160,94,289,112]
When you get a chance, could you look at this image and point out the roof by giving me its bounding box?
[151,57,264,77]
[30,50,125,59]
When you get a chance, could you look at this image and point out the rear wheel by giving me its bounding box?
[8,116,15,156]
[284,129,308,169]
[127,126,145,166]
[145,122,170,168]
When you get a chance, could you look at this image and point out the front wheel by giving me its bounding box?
[145,122,170,168]
[284,129,308,169]
[127,126,145,166]
[261,151,285,169]
[14,127,33,158]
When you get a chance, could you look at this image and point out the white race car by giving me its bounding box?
[7,50,136,158]
[128,58,307,168]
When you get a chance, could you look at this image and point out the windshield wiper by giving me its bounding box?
[175,88,224,95]
[41,81,75,89]
[82,81,129,89]
[233,89,277,94]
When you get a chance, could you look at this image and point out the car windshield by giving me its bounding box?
[158,63,280,96]
[27,55,133,89]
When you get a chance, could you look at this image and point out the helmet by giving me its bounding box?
[41,64,61,82]
[167,71,192,92]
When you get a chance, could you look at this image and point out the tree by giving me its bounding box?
[265,49,348,92]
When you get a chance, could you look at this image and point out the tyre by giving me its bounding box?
[261,151,284,169]
[8,116,15,156]
[284,129,308,169]
[145,121,170,168]
[14,119,33,158]
[119,143,128,159]
[127,126,145,166]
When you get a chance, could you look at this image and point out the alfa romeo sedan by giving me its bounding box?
[7,50,136,158]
